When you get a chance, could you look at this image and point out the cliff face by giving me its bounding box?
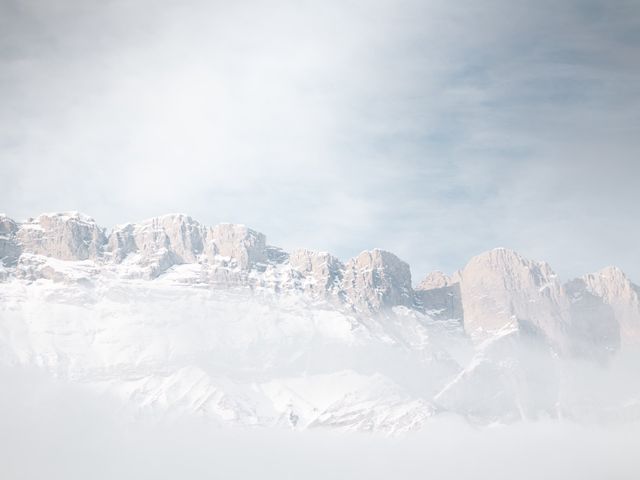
[579,267,640,345]
[415,248,636,358]
[0,215,20,266]
[2,211,640,430]
[2,212,639,355]
[342,249,414,312]
[0,213,418,315]
[16,213,106,261]
[289,249,343,300]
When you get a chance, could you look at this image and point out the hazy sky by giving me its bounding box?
[1,0,639,282]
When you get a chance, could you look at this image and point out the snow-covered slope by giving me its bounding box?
[0,212,639,432]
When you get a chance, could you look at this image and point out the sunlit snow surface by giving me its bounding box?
[0,258,453,434]
[1,255,640,437]
[2,255,640,480]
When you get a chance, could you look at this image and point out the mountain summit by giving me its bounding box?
[1,212,639,432]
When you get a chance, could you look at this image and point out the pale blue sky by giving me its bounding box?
[1,0,639,282]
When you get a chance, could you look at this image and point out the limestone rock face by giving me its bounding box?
[289,249,344,299]
[417,271,453,290]
[455,248,568,347]
[579,267,640,346]
[3,211,639,358]
[206,224,267,269]
[415,271,464,323]
[564,278,620,359]
[108,214,205,263]
[105,214,206,277]
[342,249,413,312]
[415,282,463,323]
[16,212,106,261]
[0,215,21,266]
[105,218,268,278]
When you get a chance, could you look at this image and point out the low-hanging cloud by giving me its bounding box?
[1,366,639,480]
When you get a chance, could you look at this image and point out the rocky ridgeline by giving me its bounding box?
[1,212,639,355]
[0,212,414,314]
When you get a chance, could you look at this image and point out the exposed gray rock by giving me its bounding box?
[578,267,640,347]
[0,214,21,266]
[3,211,639,359]
[417,271,454,290]
[415,282,464,324]
[107,214,205,264]
[564,278,620,360]
[16,212,106,261]
[266,245,289,264]
[342,249,413,312]
[454,248,569,350]
[206,223,267,269]
[105,214,206,277]
[106,223,138,262]
[289,249,344,300]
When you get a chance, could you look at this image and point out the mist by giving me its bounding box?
[2,0,640,477]
[0,366,637,480]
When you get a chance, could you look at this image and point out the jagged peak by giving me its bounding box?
[580,266,639,299]
[350,248,408,265]
[469,247,526,263]
[416,271,452,291]
[210,222,264,236]
[464,247,555,275]
[593,265,630,281]
[33,211,98,225]
[0,214,18,225]
[143,212,199,223]
[113,213,201,230]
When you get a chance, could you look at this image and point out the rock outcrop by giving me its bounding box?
[342,249,413,312]
[106,214,206,277]
[205,223,267,269]
[0,215,20,266]
[415,249,638,357]
[2,212,639,354]
[415,279,463,323]
[289,249,343,300]
[16,212,106,261]
[453,248,568,346]
[579,267,640,346]
[564,278,620,359]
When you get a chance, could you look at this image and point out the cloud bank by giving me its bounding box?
[1,367,638,480]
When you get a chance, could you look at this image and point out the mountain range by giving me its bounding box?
[1,211,639,433]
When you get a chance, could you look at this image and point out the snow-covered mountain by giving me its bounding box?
[1,212,639,433]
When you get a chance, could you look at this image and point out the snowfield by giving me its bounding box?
[1,212,640,435]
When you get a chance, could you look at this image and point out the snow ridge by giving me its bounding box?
[1,212,639,432]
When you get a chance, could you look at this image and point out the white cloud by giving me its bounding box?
[1,0,639,281]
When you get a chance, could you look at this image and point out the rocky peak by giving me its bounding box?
[416,271,453,291]
[206,223,267,269]
[456,248,567,344]
[0,214,20,266]
[460,248,556,287]
[17,212,106,261]
[289,249,344,299]
[342,249,413,312]
[0,214,18,235]
[581,266,637,302]
[563,277,620,359]
[578,266,640,346]
[106,214,206,273]
[414,270,463,324]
